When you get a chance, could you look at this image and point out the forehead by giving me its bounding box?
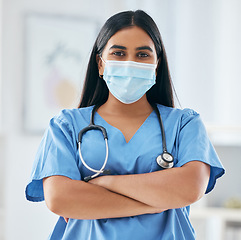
[105,26,155,49]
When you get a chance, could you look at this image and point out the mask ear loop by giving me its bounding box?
[99,55,106,64]
[98,55,106,79]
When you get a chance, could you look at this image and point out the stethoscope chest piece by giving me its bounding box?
[156,152,174,169]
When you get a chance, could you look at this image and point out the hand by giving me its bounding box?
[88,177,100,185]
[89,175,109,187]
[148,208,167,214]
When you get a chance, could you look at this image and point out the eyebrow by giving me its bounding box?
[109,45,153,52]
[136,46,153,52]
[109,45,127,50]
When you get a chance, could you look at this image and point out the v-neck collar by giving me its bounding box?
[95,110,155,144]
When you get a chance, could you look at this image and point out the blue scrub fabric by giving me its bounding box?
[25,105,225,240]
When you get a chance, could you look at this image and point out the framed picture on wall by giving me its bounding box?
[23,13,99,133]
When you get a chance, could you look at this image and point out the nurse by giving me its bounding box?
[26,10,225,239]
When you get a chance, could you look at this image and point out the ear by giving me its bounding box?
[96,55,104,76]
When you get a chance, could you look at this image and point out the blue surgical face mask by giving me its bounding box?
[101,58,157,104]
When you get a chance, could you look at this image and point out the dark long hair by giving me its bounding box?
[78,10,175,108]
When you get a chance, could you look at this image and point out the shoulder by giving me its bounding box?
[55,106,93,121]
[50,106,94,132]
[157,104,199,119]
[156,104,201,128]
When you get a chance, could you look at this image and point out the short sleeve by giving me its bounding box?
[175,109,225,194]
[25,115,81,202]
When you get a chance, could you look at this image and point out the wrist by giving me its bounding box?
[89,175,113,189]
[101,175,113,189]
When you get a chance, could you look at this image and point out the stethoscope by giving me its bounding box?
[78,104,174,182]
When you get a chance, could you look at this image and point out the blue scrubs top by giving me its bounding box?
[25,104,224,240]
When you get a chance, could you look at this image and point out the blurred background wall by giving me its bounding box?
[0,0,241,239]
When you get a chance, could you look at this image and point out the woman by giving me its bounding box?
[26,10,224,239]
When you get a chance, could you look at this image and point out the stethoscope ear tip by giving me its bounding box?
[103,169,111,175]
[84,176,92,182]
[84,169,111,182]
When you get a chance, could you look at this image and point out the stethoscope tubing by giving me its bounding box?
[78,139,109,178]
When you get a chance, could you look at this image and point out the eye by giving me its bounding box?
[111,51,125,57]
[137,52,149,58]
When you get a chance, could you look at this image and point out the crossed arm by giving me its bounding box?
[43,161,210,220]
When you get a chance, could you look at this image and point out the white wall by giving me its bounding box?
[0,0,5,239]
[0,0,2,124]
[173,0,241,126]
